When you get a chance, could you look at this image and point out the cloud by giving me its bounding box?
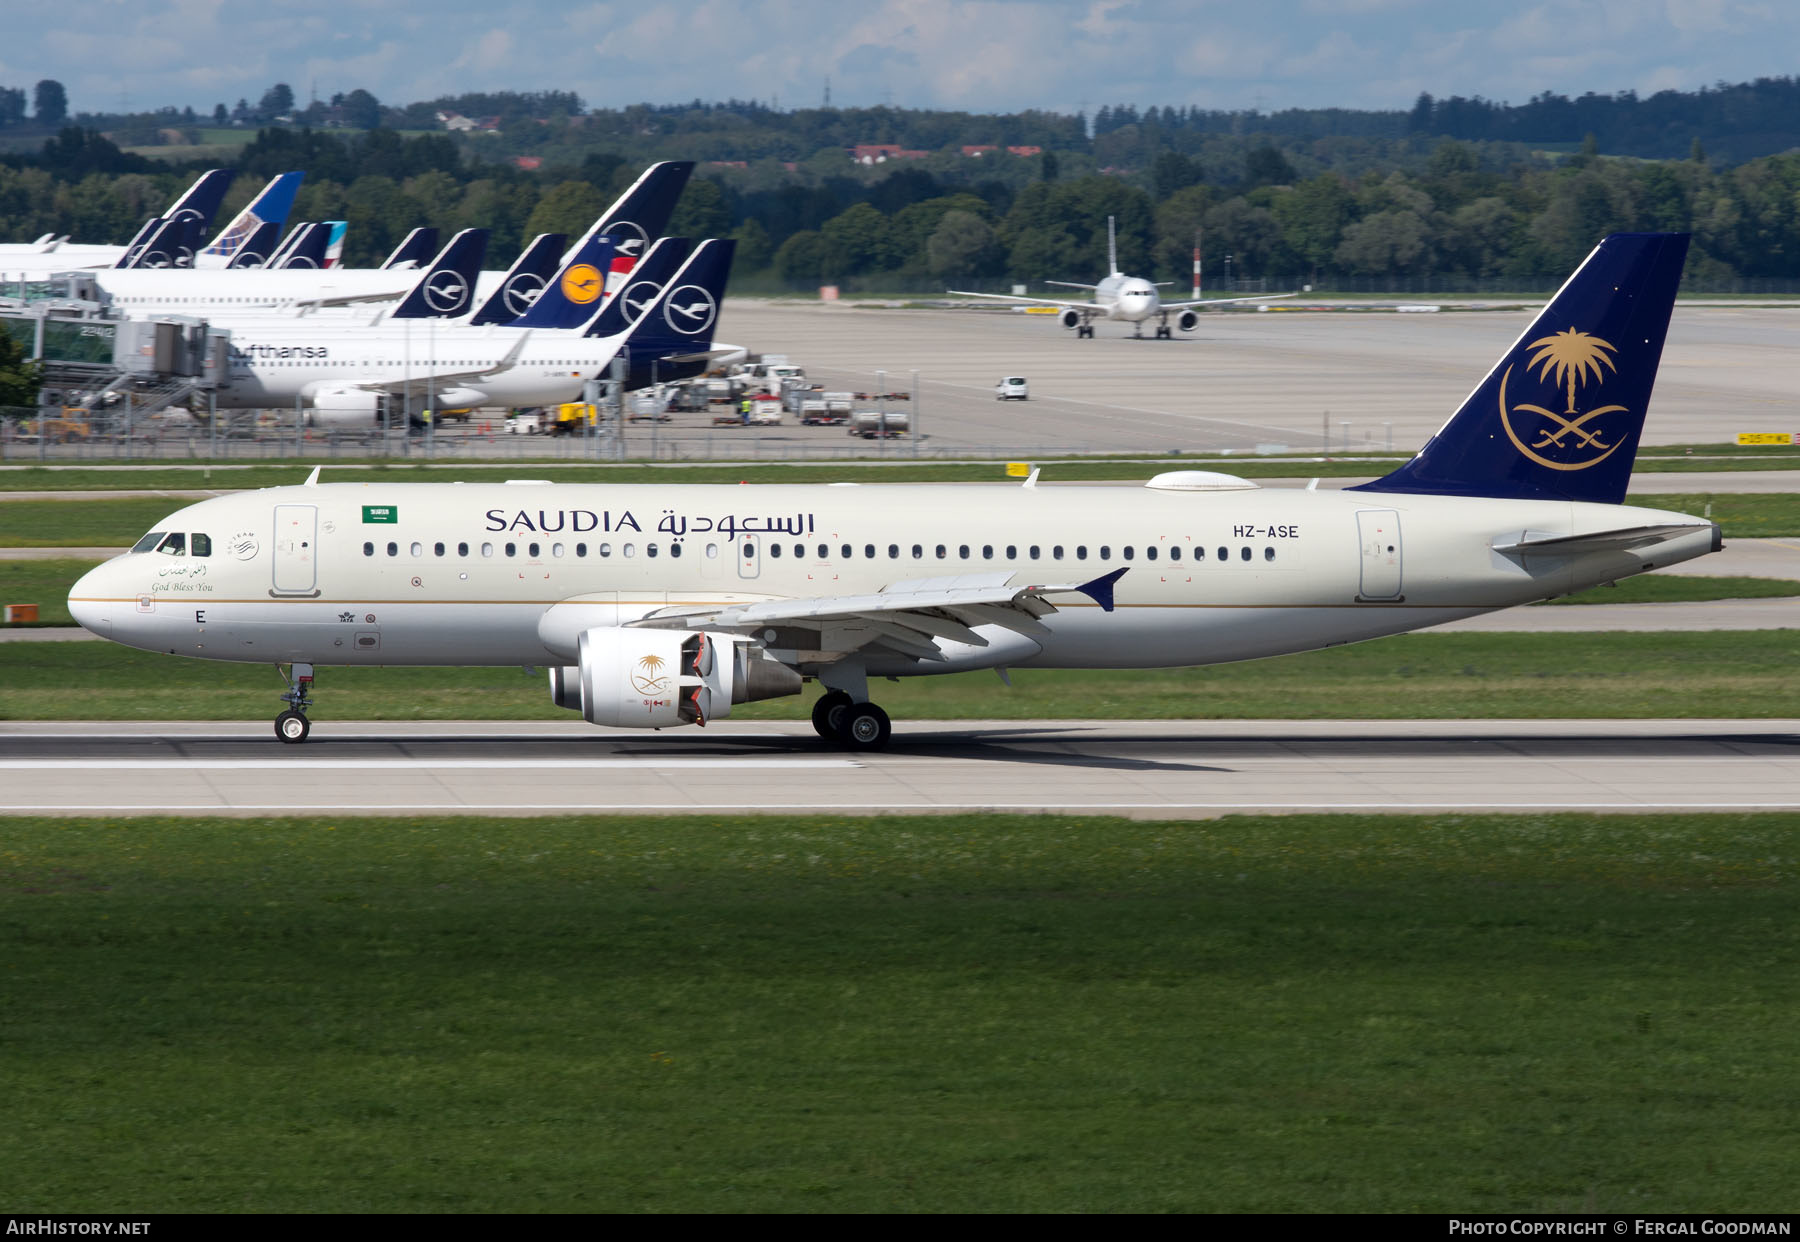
[6,0,1800,119]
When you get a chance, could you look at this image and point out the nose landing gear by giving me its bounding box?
[274,662,315,743]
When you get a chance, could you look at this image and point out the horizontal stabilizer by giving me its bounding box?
[1071,567,1128,612]
[1492,523,1717,557]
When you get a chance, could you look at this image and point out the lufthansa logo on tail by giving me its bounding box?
[422,270,470,312]
[561,263,603,304]
[1499,327,1628,472]
[501,272,546,317]
[606,220,649,258]
[622,279,662,319]
[663,284,717,336]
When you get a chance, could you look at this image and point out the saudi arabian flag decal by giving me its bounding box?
[362,505,398,524]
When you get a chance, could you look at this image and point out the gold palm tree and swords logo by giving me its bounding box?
[1497,327,1630,471]
[630,653,671,696]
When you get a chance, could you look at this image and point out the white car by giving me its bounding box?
[995,376,1029,401]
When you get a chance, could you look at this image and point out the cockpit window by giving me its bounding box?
[132,531,165,553]
[191,533,212,557]
[154,532,186,556]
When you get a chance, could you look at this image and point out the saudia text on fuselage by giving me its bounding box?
[481,507,818,539]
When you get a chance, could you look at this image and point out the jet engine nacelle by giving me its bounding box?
[1058,308,1082,330]
[550,627,802,729]
[1177,310,1199,332]
[304,386,381,428]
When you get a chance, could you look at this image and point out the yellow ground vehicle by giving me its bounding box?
[549,402,600,435]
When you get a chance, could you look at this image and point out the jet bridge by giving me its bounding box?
[0,276,230,427]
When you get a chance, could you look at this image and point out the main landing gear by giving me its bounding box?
[810,689,893,750]
[275,662,314,744]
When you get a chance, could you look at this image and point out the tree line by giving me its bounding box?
[3,111,1800,289]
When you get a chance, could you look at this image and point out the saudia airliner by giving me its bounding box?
[69,234,1715,749]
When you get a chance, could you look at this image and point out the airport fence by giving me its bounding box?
[0,412,1204,466]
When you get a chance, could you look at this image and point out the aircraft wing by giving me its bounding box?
[1159,292,1297,311]
[945,289,1106,313]
[288,288,413,313]
[629,568,1126,662]
[351,332,532,393]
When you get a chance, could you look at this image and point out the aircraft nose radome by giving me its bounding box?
[67,565,113,638]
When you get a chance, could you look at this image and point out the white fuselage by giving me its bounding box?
[1093,273,1162,323]
[80,267,513,316]
[68,480,1717,672]
[214,321,604,411]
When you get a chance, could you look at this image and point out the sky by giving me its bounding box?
[6,0,1797,119]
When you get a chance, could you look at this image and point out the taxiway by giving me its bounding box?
[6,719,1798,818]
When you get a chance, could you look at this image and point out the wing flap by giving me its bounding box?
[628,569,1127,658]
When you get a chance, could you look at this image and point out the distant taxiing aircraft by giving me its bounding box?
[950,216,1291,337]
[71,234,1712,750]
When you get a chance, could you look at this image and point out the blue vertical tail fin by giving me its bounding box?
[509,231,617,329]
[120,217,193,268]
[276,222,327,269]
[579,236,692,338]
[603,238,735,390]
[1350,232,1690,505]
[386,229,489,319]
[382,227,439,270]
[225,220,281,268]
[200,172,302,266]
[468,231,567,326]
[561,160,694,289]
[162,168,234,228]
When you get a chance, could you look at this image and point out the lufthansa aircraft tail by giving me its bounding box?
[386,229,490,319]
[579,236,692,339]
[225,220,281,268]
[510,231,618,329]
[198,172,303,268]
[272,221,328,269]
[605,238,735,390]
[1351,232,1689,506]
[468,231,567,326]
[383,227,438,270]
[560,160,695,283]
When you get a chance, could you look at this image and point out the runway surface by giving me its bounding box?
[7,718,1800,817]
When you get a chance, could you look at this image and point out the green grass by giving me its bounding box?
[0,498,175,547]
[7,630,1800,721]
[0,558,98,625]
[2,811,1795,1211]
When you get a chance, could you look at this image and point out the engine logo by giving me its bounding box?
[629,653,671,695]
